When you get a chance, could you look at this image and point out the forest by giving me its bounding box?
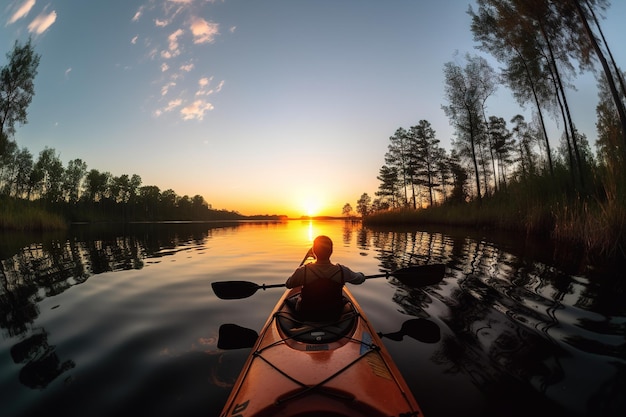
[348,0,625,258]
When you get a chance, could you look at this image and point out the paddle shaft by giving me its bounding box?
[211,264,445,300]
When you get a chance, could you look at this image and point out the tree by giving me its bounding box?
[63,159,87,203]
[470,0,555,177]
[448,150,468,204]
[442,54,496,202]
[488,116,515,189]
[356,193,371,217]
[34,148,64,202]
[595,71,625,172]
[83,169,111,202]
[376,165,400,209]
[0,39,40,138]
[11,146,33,198]
[408,120,441,207]
[384,128,413,207]
[342,203,353,217]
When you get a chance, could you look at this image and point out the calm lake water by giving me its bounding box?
[1,220,624,417]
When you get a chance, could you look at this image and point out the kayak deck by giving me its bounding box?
[219,286,423,417]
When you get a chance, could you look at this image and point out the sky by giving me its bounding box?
[2,0,625,218]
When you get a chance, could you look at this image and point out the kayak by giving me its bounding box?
[218,285,424,417]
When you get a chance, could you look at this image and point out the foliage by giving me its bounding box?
[361,0,626,258]
[0,38,40,138]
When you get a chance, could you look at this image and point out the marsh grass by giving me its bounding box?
[364,174,626,259]
[0,197,67,231]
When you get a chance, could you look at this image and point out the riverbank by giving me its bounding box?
[0,197,67,231]
[364,194,626,261]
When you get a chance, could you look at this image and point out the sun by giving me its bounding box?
[302,197,322,217]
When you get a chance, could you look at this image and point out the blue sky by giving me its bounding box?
[2,0,625,217]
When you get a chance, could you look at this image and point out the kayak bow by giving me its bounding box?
[218,285,425,417]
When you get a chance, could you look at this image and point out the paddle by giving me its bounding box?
[211,263,445,300]
[218,318,440,350]
[378,318,441,344]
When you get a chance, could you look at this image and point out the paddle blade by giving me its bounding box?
[211,281,260,300]
[379,318,440,344]
[218,324,259,349]
[401,318,441,343]
[389,264,446,287]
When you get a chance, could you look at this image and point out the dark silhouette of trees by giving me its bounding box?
[442,54,496,202]
[0,38,40,138]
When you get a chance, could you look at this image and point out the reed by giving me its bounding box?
[0,198,67,231]
[364,190,625,258]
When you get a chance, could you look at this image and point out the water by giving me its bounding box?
[0,220,624,417]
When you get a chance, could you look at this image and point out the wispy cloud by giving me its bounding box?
[180,63,194,72]
[161,81,176,96]
[162,28,184,59]
[28,7,56,34]
[7,0,36,24]
[132,6,144,22]
[195,77,223,96]
[190,17,219,44]
[181,99,214,121]
[135,0,227,121]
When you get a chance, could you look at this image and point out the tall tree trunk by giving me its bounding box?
[584,0,626,98]
[468,110,482,202]
[574,0,626,150]
[514,49,554,177]
[540,21,585,188]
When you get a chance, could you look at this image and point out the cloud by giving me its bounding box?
[195,77,224,96]
[162,28,184,58]
[180,99,214,121]
[135,0,225,121]
[180,63,194,72]
[28,8,57,34]
[190,17,219,44]
[132,6,144,21]
[64,67,72,79]
[8,0,36,24]
[165,99,182,111]
[161,81,176,96]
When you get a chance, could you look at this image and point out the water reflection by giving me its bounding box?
[356,224,625,416]
[10,329,75,389]
[0,220,623,416]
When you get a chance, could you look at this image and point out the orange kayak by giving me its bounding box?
[219,285,424,417]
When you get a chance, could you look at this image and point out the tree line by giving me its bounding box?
[347,0,625,255]
[0,40,272,224]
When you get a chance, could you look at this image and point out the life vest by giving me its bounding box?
[298,264,345,321]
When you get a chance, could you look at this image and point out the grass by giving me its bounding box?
[0,197,67,231]
[364,189,626,260]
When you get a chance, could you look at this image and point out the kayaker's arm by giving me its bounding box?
[285,265,306,288]
[341,265,366,285]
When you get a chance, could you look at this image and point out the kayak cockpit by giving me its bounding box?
[275,293,359,345]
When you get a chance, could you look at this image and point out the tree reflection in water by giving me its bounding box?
[354,223,625,416]
[0,222,246,391]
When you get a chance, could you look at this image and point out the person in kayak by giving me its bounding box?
[286,235,365,321]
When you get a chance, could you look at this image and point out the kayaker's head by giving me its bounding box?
[312,235,333,261]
